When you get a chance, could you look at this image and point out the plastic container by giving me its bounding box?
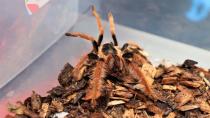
[0,0,78,89]
[1,15,210,117]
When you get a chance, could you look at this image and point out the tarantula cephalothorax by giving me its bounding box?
[65,6,157,106]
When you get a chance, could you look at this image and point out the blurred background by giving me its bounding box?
[81,0,210,50]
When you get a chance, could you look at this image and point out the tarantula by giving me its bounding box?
[65,6,157,106]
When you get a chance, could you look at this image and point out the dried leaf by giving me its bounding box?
[162,85,177,91]
[52,112,69,118]
[102,112,112,118]
[125,100,145,109]
[177,104,199,111]
[91,112,104,118]
[8,103,24,115]
[110,96,129,102]
[142,110,150,118]
[8,102,39,117]
[162,77,177,84]
[142,63,157,78]
[113,91,133,99]
[31,91,41,111]
[58,63,74,86]
[66,93,77,102]
[155,66,165,78]
[114,85,128,92]
[199,114,210,118]
[147,103,163,115]
[180,80,203,88]
[122,109,135,118]
[51,100,64,112]
[197,67,210,79]
[164,66,181,77]
[136,105,147,110]
[153,114,163,118]
[200,72,210,87]
[198,100,210,113]
[108,100,125,107]
[39,103,49,118]
[175,85,193,107]
[166,112,176,118]
[181,71,200,81]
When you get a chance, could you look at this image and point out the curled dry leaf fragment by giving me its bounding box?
[136,105,147,110]
[66,92,77,102]
[164,66,181,77]
[177,104,199,111]
[52,112,69,118]
[197,100,210,113]
[162,85,177,91]
[8,103,24,115]
[114,85,128,92]
[31,91,41,111]
[113,91,133,99]
[108,100,125,107]
[147,103,163,115]
[58,63,74,87]
[162,77,177,84]
[180,80,203,88]
[125,100,146,109]
[153,114,163,118]
[8,102,39,118]
[102,112,112,118]
[110,96,130,102]
[175,85,193,107]
[122,109,135,118]
[200,72,210,87]
[180,71,200,81]
[155,66,165,78]
[166,112,176,118]
[51,100,64,112]
[39,103,49,118]
[142,63,157,78]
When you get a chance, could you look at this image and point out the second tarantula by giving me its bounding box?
[65,6,157,106]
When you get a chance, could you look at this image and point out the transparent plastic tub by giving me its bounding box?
[0,0,78,89]
[1,14,210,117]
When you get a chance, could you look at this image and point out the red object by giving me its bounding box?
[27,4,39,13]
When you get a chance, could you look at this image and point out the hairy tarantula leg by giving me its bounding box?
[92,6,104,46]
[128,63,156,99]
[65,32,98,52]
[108,12,118,46]
[84,60,106,107]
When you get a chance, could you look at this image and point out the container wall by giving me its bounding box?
[0,0,78,88]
